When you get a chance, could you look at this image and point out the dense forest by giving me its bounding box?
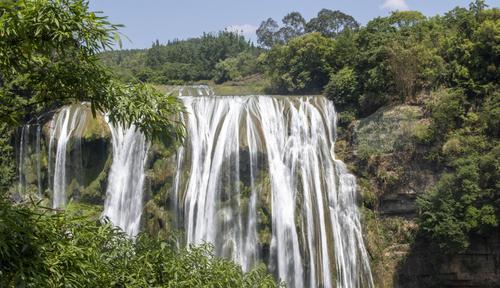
[1,0,499,287]
[100,32,261,84]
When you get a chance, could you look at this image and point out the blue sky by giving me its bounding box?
[89,0,499,49]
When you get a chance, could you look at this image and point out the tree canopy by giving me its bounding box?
[101,31,260,85]
[0,0,183,141]
[256,9,359,48]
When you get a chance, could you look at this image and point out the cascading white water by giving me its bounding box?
[17,124,44,196]
[14,92,373,287]
[48,105,87,208]
[176,85,214,97]
[36,124,42,196]
[102,122,148,237]
[331,160,374,288]
[18,125,29,194]
[17,103,148,236]
[172,95,374,288]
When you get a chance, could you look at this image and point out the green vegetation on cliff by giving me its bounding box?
[260,1,499,256]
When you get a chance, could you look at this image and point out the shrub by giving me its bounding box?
[0,198,280,288]
[324,67,359,110]
[418,152,499,254]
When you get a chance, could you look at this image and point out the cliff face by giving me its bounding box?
[339,104,500,288]
[349,105,437,217]
[396,230,500,288]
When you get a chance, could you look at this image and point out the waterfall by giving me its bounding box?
[36,124,42,196]
[18,125,29,194]
[102,122,148,237]
[331,160,374,287]
[176,85,214,97]
[14,93,373,287]
[172,95,374,288]
[16,123,44,197]
[48,105,87,208]
[16,103,149,236]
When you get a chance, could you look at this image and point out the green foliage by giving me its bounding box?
[256,18,282,48]
[418,148,499,253]
[416,7,499,250]
[101,31,259,84]
[0,124,14,192]
[256,9,359,48]
[256,2,497,119]
[324,67,359,110]
[483,91,500,137]
[305,9,359,38]
[262,33,335,92]
[387,41,431,100]
[279,12,307,42]
[418,89,499,254]
[0,198,280,288]
[427,89,467,134]
[440,3,499,97]
[0,0,183,141]
[412,120,434,144]
[214,52,260,84]
[99,49,148,82]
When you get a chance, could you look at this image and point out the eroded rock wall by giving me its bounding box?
[339,104,500,287]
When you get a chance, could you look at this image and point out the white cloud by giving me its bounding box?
[225,24,257,40]
[381,0,409,11]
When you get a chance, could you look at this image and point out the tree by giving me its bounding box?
[387,11,426,29]
[0,0,183,141]
[324,67,359,110]
[469,0,488,16]
[306,9,360,38]
[418,149,499,254]
[279,12,306,42]
[214,52,259,83]
[257,18,281,48]
[387,42,426,100]
[145,39,164,68]
[262,33,335,92]
[138,30,256,83]
[0,198,281,287]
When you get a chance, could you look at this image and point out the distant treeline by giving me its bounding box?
[99,8,364,85]
[99,31,261,84]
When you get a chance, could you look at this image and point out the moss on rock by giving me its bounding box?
[353,105,423,159]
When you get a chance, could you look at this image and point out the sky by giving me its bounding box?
[89,0,499,49]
